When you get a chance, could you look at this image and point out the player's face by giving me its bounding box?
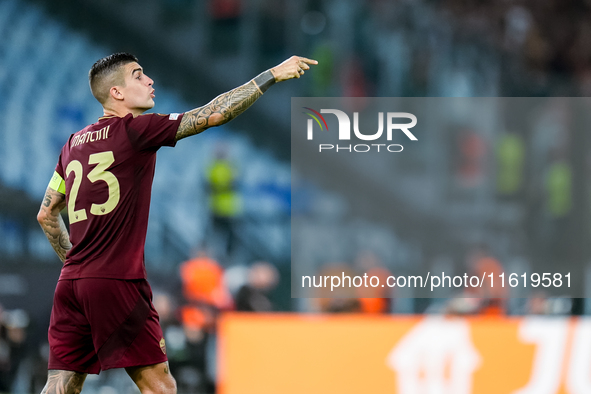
[120,62,155,113]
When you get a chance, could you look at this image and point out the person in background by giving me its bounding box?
[206,144,242,260]
[355,251,392,314]
[0,307,29,392]
[313,263,361,313]
[447,245,507,315]
[179,250,232,335]
[235,261,279,312]
[179,250,232,392]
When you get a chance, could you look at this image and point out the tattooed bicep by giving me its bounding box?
[175,80,262,142]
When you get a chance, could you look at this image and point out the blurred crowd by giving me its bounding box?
[197,0,591,96]
[0,306,29,393]
[441,0,591,95]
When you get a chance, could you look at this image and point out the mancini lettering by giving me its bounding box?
[72,125,111,148]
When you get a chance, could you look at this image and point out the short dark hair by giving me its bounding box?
[89,52,138,104]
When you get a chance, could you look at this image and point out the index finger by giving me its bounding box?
[298,57,319,65]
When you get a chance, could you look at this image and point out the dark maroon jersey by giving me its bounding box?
[54,112,184,280]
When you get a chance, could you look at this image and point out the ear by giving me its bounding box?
[110,86,124,101]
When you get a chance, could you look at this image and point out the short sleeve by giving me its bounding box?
[125,113,184,151]
[54,152,64,179]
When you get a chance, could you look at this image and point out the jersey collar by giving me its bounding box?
[98,115,118,121]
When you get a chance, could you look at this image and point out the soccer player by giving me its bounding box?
[36,52,317,394]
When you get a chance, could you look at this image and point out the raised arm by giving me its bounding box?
[37,187,71,263]
[175,56,318,141]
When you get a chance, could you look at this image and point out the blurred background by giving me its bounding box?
[2,0,591,393]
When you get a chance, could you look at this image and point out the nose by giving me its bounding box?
[146,75,154,86]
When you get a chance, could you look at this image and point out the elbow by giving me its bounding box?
[37,209,47,226]
[208,112,226,127]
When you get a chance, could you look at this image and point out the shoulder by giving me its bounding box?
[126,113,161,127]
[127,112,184,131]
[143,113,183,121]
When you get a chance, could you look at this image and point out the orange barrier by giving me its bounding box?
[218,314,591,394]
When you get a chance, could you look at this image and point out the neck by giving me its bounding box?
[102,104,145,118]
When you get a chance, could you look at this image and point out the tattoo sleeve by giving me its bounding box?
[41,370,86,394]
[175,71,275,141]
[38,188,71,263]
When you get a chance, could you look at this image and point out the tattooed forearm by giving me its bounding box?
[175,80,263,141]
[40,214,71,262]
[41,370,87,394]
[174,56,317,141]
[38,188,70,263]
[43,189,52,207]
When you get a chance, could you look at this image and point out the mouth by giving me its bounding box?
[150,90,155,98]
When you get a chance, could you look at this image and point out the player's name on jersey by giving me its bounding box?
[72,125,111,148]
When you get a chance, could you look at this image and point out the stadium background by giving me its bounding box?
[1,0,591,393]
